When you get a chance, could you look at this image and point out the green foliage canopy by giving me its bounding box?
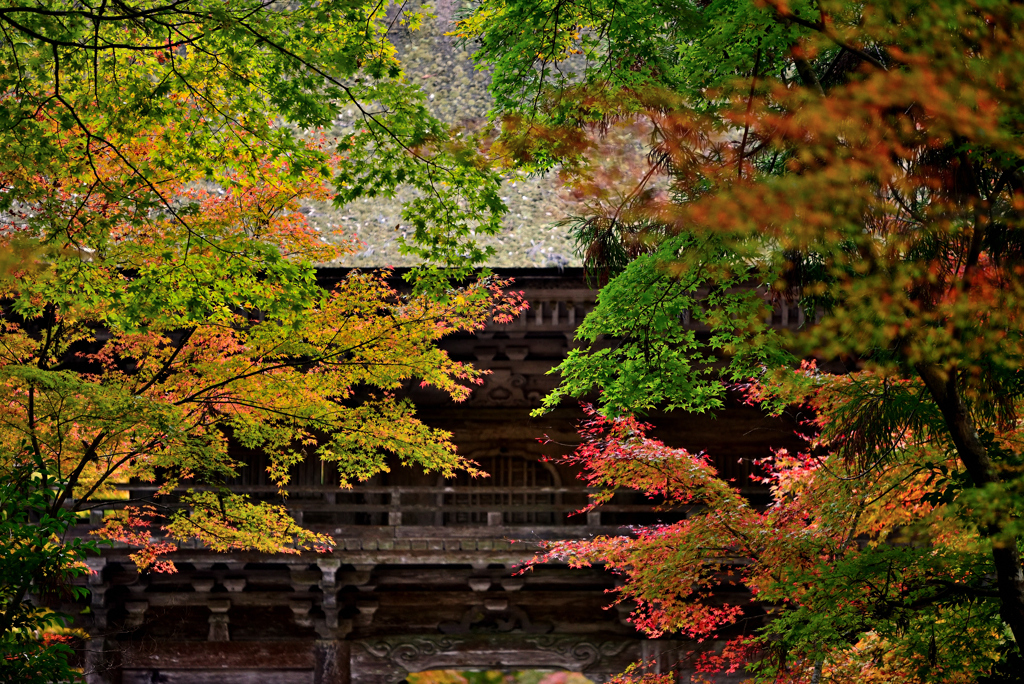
[462,0,1024,679]
[0,0,526,675]
[0,0,506,270]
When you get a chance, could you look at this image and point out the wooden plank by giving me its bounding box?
[118,641,316,670]
[116,485,601,495]
[122,670,311,684]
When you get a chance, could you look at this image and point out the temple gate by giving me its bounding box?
[75,268,805,683]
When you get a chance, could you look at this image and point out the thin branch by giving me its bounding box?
[737,48,761,180]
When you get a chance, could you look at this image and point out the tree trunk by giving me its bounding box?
[810,659,823,684]
[917,364,1024,656]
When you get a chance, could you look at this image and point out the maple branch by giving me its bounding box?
[0,12,199,51]
[0,0,195,23]
[172,310,472,404]
[737,48,761,180]
[957,151,988,288]
[73,443,157,511]
[884,166,924,221]
[991,162,1024,201]
[0,569,38,635]
[235,21,442,173]
[50,90,214,258]
[908,579,1001,606]
[132,328,195,396]
[774,8,887,72]
[916,363,1024,650]
[26,386,47,493]
[35,303,57,371]
[792,53,825,97]
[51,430,106,515]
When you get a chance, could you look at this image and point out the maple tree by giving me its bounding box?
[460,0,1024,680]
[0,116,526,677]
[0,0,506,271]
[0,1,526,675]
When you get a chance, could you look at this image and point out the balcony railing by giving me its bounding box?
[84,484,686,532]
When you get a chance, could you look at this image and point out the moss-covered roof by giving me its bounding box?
[306,1,582,269]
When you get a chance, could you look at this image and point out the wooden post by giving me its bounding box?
[83,637,110,684]
[389,490,402,526]
[207,600,231,641]
[314,640,351,684]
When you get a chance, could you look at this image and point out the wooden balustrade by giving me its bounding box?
[83,484,689,533]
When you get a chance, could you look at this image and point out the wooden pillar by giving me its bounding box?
[207,599,231,641]
[314,640,351,684]
[83,637,110,684]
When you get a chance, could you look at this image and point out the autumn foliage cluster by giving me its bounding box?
[457,0,1024,680]
[0,122,523,672]
[7,0,1024,681]
[0,0,523,679]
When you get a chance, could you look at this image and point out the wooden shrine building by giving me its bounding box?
[75,268,805,684]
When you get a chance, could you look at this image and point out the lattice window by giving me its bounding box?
[443,455,560,525]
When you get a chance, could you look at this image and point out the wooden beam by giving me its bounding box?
[117,641,316,670]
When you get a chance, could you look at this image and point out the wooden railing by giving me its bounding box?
[87,485,679,531]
